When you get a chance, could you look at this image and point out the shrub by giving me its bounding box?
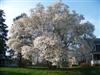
[94,64,100,67]
[80,63,91,67]
[72,64,79,67]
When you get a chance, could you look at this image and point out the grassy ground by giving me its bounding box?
[0,67,100,75]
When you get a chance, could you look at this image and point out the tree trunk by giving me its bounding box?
[17,52,22,67]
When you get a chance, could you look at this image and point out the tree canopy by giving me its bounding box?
[8,1,95,67]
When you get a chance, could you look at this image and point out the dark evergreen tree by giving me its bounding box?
[0,9,8,66]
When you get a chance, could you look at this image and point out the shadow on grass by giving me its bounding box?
[66,67,100,75]
[78,67,100,75]
[0,71,29,75]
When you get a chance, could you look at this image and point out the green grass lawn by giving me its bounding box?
[0,67,100,75]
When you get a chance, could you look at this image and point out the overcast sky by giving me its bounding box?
[0,0,100,38]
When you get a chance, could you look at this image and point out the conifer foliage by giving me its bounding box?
[0,9,8,66]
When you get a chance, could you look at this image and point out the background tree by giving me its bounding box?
[8,1,95,67]
[0,9,8,66]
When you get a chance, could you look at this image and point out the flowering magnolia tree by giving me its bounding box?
[33,35,61,65]
[8,1,95,67]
